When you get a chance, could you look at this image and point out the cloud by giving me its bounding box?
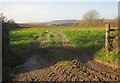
[1,0,120,2]
[3,2,48,15]
[1,2,118,23]
[2,2,51,22]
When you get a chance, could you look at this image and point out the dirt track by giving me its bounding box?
[14,60,119,81]
[12,31,119,81]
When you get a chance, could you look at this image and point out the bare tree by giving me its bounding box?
[82,9,100,26]
[0,13,7,23]
[7,19,15,24]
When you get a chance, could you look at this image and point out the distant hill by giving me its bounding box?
[27,20,79,26]
[18,19,118,28]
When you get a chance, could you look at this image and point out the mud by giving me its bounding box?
[12,31,119,81]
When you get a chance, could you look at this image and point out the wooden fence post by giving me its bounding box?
[105,24,110,51]
[117,27,120,52]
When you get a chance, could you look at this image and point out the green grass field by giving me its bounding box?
[9,27,119,66]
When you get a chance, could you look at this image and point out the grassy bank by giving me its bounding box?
[94,49,119,67]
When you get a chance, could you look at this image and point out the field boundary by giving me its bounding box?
[94,59,118,70]
[105,24,120,52]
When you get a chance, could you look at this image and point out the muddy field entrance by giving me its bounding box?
[12,29,119,81]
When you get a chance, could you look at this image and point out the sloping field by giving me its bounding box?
[8,27,119,81]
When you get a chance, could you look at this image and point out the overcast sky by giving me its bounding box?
[0,1,118,23]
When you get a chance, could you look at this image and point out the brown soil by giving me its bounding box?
[13,60,119,81]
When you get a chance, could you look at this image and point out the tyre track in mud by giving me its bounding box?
[12,31,119,81]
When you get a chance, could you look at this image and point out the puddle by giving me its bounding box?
[24,56,40,71]
[15,54,52,73]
